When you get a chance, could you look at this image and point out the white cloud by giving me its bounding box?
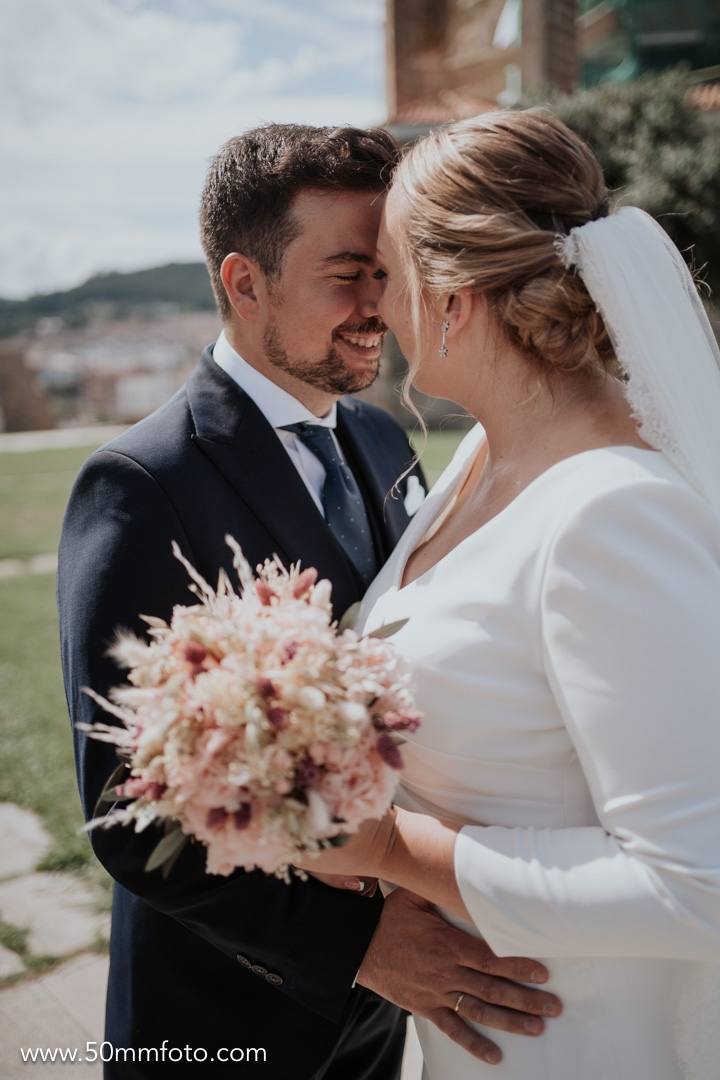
[1,0,386,298]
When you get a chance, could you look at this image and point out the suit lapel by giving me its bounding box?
[186,348,361,617]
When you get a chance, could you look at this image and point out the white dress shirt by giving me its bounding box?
[359,424,720,1079]
[213,330,340,517]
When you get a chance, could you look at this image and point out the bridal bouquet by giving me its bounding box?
[79,537,421,880]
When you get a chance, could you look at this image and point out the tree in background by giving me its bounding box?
[0,344,54,432]
[536,69,720,297]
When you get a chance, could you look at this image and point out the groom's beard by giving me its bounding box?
[262,318,384,395]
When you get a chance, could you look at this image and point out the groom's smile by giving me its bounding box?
[333,318,386,364]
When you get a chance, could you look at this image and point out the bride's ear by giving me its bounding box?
[444,289,475,337]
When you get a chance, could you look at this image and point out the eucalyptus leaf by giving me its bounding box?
[92,761,129,819]
[160,838,187,880]
[326,832,350,848]
[367,618,409,640]
[145,826,186,874]
[97,785,125,806]
[338,601,362,633]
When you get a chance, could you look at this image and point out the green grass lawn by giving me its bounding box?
[0,428,466,878]
[0,443,106,874]
[411,427,469,486]
[0,572,94,872]
[0,446,97,560]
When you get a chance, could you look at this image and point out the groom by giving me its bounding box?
[59,123,555,1078]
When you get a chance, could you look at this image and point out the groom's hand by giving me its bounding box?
[356,888,562,1066]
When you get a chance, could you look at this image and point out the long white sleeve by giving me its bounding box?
[454,477,720,960]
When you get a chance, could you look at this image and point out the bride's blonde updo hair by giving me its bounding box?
[394,109,618,379]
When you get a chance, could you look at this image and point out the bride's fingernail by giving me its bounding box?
[344,879,365,891]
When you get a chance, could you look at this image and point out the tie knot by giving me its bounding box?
[282,423,339,467]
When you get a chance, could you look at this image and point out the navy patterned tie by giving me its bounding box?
[283,422,378,586]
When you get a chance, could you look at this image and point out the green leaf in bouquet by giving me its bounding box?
[160,836,187,880]
[338,601,362,633]
[326,832,351,848]
[92,761,130,819]
[97,786,126,805]
[145,825,187,875]
[367,618,408,640]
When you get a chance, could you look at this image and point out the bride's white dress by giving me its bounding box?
[359,424,720,1079]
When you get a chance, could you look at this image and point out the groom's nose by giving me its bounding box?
[357,278,383,321]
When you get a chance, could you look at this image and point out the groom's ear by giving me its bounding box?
[220,253,260,322]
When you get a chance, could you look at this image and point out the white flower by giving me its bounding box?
[337,701,368,725]
[244,701,265,725]
[297,686,326,711]
[310,580,332,607]
[306,790,331,833]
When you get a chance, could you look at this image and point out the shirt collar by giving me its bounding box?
[213,330,337,430]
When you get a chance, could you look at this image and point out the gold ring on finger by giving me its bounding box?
[454,992,465,1014]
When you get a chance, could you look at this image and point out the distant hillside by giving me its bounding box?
[0,262,215,338]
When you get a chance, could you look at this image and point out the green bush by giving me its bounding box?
[533,70,720,293]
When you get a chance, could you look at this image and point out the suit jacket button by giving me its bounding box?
[251,964,268,975]
[265,973,283,986]
[235,954,251,968]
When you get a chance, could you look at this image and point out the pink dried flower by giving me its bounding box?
[256,678,277,700]
[380,708,423,733]
[267,706,288,729]
[376,734,404,770]
[183,642,207,665]
[293,755,319,790]
[206,807,228,830]
[119,778,153,799]
[293,568,318,598]
[255,581,275,606]
[279,641,298,665]
[233,804,252,830]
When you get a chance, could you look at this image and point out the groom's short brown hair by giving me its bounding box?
[200,123,399,319]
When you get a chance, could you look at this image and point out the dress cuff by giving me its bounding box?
[454,825,539,957]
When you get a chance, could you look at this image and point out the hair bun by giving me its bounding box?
[498,269,618,377]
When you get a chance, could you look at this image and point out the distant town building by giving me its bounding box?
[22,312,219,426]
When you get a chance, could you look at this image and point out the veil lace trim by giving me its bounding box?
[555,208,720,515]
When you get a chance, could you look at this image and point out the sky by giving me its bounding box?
[1,0,386,299]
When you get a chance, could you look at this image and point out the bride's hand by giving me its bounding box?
[295,809,397,881]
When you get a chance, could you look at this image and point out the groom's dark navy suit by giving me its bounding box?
[58,347,425,1078]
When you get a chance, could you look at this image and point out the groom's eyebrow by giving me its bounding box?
[319,251,374,267]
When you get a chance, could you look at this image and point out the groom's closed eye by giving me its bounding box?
[333,269,388,282]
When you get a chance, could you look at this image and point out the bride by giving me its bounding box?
[298,109,720,1077]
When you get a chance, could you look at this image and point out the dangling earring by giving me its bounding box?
[439,319,450,359]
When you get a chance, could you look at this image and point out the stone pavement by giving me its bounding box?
[0,804,110,1078]
[0,802,422,1078]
